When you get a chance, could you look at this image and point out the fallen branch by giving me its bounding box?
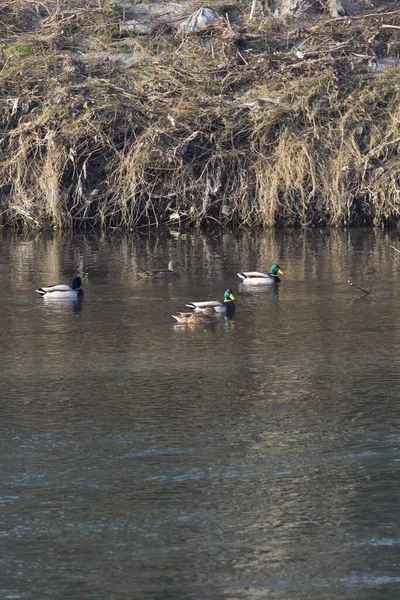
[348,280,371,294]
[249,0,257,20]
[321,9,400,25]
[390,245,400,253]
[368,136,400,158]
[10,204,52,231]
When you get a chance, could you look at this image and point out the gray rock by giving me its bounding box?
[180,7,221,32]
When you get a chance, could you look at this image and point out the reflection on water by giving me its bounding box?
[1,228,400,600]
[41,297,84,315]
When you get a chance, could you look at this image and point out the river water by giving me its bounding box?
[1,228,400,599]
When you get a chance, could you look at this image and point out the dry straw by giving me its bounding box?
[0,0,400,229]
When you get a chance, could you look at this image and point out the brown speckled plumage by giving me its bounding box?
[138,260,184,279]
[171,307,220,324]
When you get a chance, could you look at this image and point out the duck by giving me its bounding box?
[237,264,285,285]
[36,276,83,298]
[172,307,220,324]
[138,260,184,279]
[185,288,235,317]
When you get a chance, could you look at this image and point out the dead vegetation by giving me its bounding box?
[0,0,399,229]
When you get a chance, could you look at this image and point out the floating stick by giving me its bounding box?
[347,280,371,295]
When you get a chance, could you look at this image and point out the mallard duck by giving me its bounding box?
[36,276,83,298]
[237,264,285,285]
[172,307,220,324]
[138,260,184,279]
[185,288,235,317]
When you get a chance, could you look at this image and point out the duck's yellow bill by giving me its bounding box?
[229,293,235,300]
[278,269,285,275]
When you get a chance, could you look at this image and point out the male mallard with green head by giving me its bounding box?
[185,288,235,317]
[238,264,285,285]
[138,260,184,279]
[36,276,83,298]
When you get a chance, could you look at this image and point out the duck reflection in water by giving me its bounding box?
[42,296,84,316]
[238,282,281,300]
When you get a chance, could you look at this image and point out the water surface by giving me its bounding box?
[1,228,400,599]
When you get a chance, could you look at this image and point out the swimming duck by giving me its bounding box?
[172,307,220,324]
[36,276,83,298]
[237,264,285,285]
[138,260,184,279]
[185,288,235,317]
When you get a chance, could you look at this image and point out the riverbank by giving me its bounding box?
[0,0,399,230]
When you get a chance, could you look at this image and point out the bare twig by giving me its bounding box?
[390,245,400,253]
[348,280,371,295]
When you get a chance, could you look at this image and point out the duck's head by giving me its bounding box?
[169,260,185,271]
[72,276,82,290]
[270,264,285,276]
[224,288,235,302]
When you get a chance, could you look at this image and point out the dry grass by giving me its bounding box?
[0,0,400,229]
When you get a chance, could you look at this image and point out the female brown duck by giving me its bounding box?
[138,260,184,279]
